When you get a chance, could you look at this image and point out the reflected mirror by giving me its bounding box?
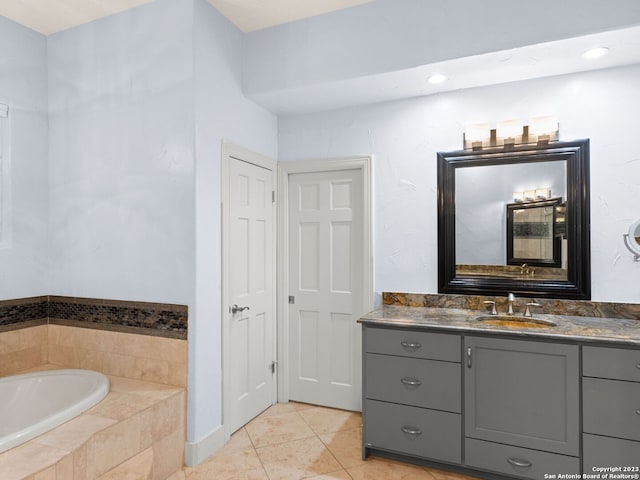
[623,218,640,260]
[506,198,563,269]
[438,139,590,299]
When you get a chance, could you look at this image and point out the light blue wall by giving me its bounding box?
[191,0,277,450]
[0,16,48,299]
[244,0,640,99]
[46,0,195,305]
[278,64,640,304]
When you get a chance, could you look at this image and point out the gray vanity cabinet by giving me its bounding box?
[362,326,462,464]
[582,346,640,470]
[464,336,580,478]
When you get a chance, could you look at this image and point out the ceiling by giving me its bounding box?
[0,0,374,35]
[207,0,374,32]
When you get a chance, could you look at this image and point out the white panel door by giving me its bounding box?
[288,169,363,411]
[226,156,275,433]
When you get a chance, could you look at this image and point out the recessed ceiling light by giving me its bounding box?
[582,47,609,59]
[428,74,448,84]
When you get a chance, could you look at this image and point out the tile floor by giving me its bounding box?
[177,402,481,480]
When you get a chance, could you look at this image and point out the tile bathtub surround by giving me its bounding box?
[0,325,48,376]
[48,296,188,339]
[183,402,480,480]
[0,367,186,480]
[383,292,640,319]
[47,324,187,387]
[0,296,188,339]
[0,296,48,330]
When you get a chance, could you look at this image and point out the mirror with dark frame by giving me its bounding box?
[506,197,563,269]
[437,139,590,299]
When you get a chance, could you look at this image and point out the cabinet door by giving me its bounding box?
[464,336,579,456]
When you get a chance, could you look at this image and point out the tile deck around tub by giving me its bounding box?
[0,365,185,480]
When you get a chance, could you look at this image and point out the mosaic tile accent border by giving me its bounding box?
[0,297,48,329]
[383,292,640,320]
[0,296,187,339]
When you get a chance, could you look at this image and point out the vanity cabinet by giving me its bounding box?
[362,326,462,464]
[464,336,580,478]
[361,319,640,478]
[582,346,640,470]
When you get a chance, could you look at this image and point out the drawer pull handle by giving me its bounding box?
[400,377,422,387]
[507,457,532,469]
[400,341,422,350]
[637,363,640,370]
[400,426,422,436]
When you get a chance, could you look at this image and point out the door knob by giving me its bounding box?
[231,304,250,314]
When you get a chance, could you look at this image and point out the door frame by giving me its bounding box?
[277,157,374,404]
[221,141,278,435]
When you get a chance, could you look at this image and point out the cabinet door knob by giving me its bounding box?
[636,409,640,416]
[507,457,533,469]
[400,377,422,387]
[400,426,422,436]
[400,341,421,350]
[636,363,640,370]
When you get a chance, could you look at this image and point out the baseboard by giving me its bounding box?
[184,424,228,466]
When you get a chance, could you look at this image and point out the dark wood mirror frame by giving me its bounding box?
[506,197,562,268]
[437,139,590,300]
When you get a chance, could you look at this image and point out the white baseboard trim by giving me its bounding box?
[184,425,229,466]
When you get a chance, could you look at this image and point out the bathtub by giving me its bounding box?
[0,369,109,453]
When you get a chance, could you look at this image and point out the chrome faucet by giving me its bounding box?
[506,293,516,315]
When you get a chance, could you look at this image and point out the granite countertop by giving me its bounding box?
[359,305,640,347]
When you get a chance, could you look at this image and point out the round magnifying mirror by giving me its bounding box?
[624,218,640,258]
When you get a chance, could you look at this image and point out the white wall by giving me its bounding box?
[0,16,48,300]
[190,0,277,453]
[279,65,640,304]
[46,0,195,305]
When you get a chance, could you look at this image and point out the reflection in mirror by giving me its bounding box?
[455,160,566,280]
[506,198,563,271]
[438,139,590,299]
[623,218,640,261]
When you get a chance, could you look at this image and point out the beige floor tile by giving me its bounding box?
[258,402,299,418]
[218,427,254,454]
[165,470,187,480]
[245,411,315,448]
[422,468,482,480]
[298,406,361,435]
[348,457,441,480]
[256,436,342,480]
[318,427,365,469]
[306,470,352,480]
[185,447,267,480]
[289,401,316,411]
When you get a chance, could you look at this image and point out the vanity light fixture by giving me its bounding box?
[496,119,523,147]
[535,187,551,200]
[428,73,447,84]
[512,188,551,203]
[463,116,559,151]
[582,47,609,59]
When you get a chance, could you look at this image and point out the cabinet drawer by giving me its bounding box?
[365,353,460,412]
[583,346,640,382]
[583,434,640,470]
[583,377,640,442]
[365,327,460,362]
[465,438,580,479]
[364,399,461,464]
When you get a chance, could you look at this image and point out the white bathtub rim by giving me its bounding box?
[0,369,110,454]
